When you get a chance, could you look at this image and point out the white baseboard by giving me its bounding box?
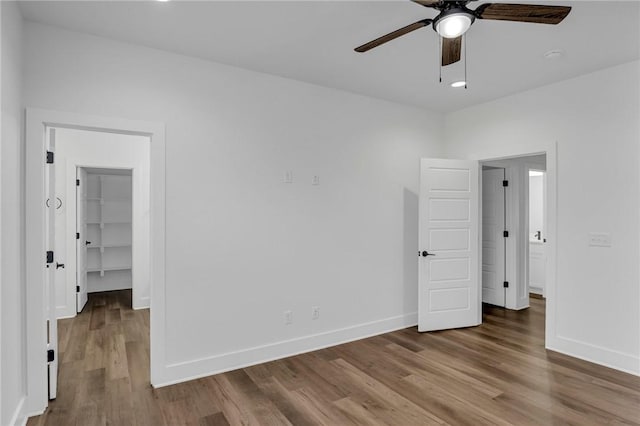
[133,296,149,310]
[7,396,26,426]
[154,312,418,387]
[55,306,76,320]
[549,335,640,376]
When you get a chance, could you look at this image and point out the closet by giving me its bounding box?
[81,168,133,294]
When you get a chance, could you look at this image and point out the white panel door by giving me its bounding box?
[45,128,58,399]
[481,168,506,307]
[419,159,480,332]
[76,168,89,312]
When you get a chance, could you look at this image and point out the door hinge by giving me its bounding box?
[76,179,80,186]
[503,281,509,288]
[76,285,80,293]
[47,349,55,362]
[503,230,509,238]
[502,180,509,187]
[46,251,54,264]
[76,232,80,240]
[46,151,54,164]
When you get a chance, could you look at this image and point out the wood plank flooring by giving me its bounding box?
[28,291,640,425]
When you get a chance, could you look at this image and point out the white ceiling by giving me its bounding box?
[19,1,640,112]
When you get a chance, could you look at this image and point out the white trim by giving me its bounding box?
[7,396,26,426]
[25,108,166,415]
[135,296,150,310]
[155,312,418,387]
[550,336,640,376]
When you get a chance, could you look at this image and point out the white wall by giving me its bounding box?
[54,128,150,317]
[1,2,26,425]
[24,22,445,384]
[445,61,640,375]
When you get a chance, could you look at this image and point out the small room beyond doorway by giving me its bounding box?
[79,168,134,310]
[528,169,546,298]
[52,127,152,320]
[480,154,548,311]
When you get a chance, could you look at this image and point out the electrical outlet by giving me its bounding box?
[284,171,293,184]
[284,310,293,325]
[588,232,612,247]
[312,306,320,320]
[312,175,320,186]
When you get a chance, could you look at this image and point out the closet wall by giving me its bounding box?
[84,170,133,293]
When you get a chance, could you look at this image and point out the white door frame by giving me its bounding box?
[25,108,166,416]
[474,141,557,351]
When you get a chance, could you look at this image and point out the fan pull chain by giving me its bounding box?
[438,36,442,83]
[464,35,468,89]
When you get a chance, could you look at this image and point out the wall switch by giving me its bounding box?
[284,171,293,184]
[588,232,612,247]
[312,306,320,320]
[312,175,320,186]
[284,310,293,325]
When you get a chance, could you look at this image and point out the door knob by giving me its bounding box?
[85,241,92,245]
[56,263,65,269]
[421,251,435,257]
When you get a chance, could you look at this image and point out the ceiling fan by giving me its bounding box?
[355,1,571,68]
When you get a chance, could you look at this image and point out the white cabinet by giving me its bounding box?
[84,172,133,292]
[529,241,546,296]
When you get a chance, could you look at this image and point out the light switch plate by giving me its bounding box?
[284,171,293,184]
[588,232,611,247]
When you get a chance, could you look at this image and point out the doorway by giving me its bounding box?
[417,146,557,352]
[78,168,134,312]
[528,169,546,298]
[51,128,150,402]
[25,109,166,415]
[480,154,547,311]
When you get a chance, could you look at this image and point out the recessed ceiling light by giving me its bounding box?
[544,49,565,60]
[450,81,466,88]
[157,0,170,2]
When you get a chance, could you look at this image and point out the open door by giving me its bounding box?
[481,167,506,307]
[418,158,480,332]
[45,128,58,399]
[76,168,89,312]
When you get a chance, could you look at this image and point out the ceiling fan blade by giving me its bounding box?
[442,36,462,66]
[411,0,442,7]
[476,3,571,24]
[355,19,432,52]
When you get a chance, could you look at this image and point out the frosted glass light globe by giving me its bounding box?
[436,14,472,38]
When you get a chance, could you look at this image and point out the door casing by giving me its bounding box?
[25,108,166,416]
[474,143,557,352]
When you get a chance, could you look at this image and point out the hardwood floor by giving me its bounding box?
[29,292,640,426]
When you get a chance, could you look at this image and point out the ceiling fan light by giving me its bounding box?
[436,13,472,38]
